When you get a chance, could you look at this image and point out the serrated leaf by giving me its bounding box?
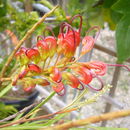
[112,0,130,14]
[116,14,130,62]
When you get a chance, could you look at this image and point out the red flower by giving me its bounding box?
[15,47,27,57]
[52,82,65,96]
[15,47,29,65]
[52,82,64,93]
[26,48,40,63]
[62,72,80,88]
[23,84,36,92]
[82,61,107,76]
[44,36,57,58]
[66,30,80,47]
[73,66,93,85]
[36,37,49,60]
[26,48,39,58]
[57,22,77,58]
[81,36,95,55]
[50,67,62,83]
[18,69,29,79]
[28,64,42,73]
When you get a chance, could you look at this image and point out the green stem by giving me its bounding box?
[28,91,56,115]
[0,83,12,98]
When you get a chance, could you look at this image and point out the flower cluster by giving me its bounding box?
[14,15,107,95]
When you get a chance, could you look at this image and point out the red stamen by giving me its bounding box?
[70,14,83,33]
[37,35,45,41]
[57,86,66,96]
[76,81,84,90]
[107,64,130,71]
[60,22,76,47]
[86,26,100,42]
[87,76,104,91]
[43,27,56,38]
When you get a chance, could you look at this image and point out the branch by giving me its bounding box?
[0,78,11,82]
[0,107,78,128]
[0,5,59,77]
[0,101,37,123]
[94,44,130,63]
[0,91,55,123]
[43,109,130,130]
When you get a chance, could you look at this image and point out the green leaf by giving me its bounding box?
[0,84,12,98]
[112,0,130,14]
[103,0,118,8]
[110,10,122,24]
[0,0,7,17]
[0,102,17,120]
[88,9,104,27]
[116,13,130,62]
[102,8,116,30]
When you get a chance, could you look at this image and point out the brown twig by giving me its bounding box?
[0,5,59,77]
[0,107,78,128]
[0,102,37,123]
[42,109,130,130]
[94,44,130,63]
[101,64,121,126]
[0,78,11,82]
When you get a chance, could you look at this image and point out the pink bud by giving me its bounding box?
[81,36,95,55]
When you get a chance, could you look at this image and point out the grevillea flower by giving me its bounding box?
[23,84,36,92]
[15,47,25,56]
[79,26,100,58]
[52,82,65,96]
[14,14,130,95]
[50,67,62,83]
[26,48,40,63]
[81,36,95,55]
[44,36,57,58]
[28,64,42,73]
[34,78,50,86]
[81,61,107,76]
[18,69,29,79]
[72,66,93,85]
[62,72,80,88]
[43,27,57,58]
[67,14,82,47]
[57,22,76,58]
[15,47,29,65]
[57,15,82,58]
[36,36,49,61]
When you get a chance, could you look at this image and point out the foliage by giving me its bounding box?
[112,0,130,62]
[0,102,17,120]
[0,56,16,77]
[0,0,45,39]
[0,0,7,17]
